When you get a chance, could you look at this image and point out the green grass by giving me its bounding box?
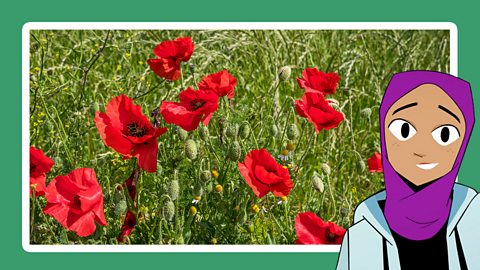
[29,29,450,244]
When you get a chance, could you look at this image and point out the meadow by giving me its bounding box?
[29,29,449,244]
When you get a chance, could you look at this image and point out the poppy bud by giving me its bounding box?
[114,199,127,216]
[269,124,279,137]
[198,125,209,141]
[200,170,211,182]
[167,179,179,201]
[194,183,204,197]
[238,121,251,139]
[286,123,299,140]
[174,126,188,140]
[162,200,175,221]
[227,141,241,162]
[360,107,372,118]
[357,159,366,173]
[312,173,325,193]
[184,139,198,160]
[247,222,255,233]
[278,66,291,81]
[320,163,331,175]
[225,123,239,139]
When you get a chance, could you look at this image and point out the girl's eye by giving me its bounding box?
[388,119,416,141]
[432,125,460,146]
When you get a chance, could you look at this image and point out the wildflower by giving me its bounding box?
[117,210,136,242]
[189,206,197,216]
[278,149,292,162]
[95,94,167,172]
[295,92,344,133]
[297,68,340,95]
[211,170,219,179]
[286,143,295,151]
[160,87,219,131]
[277,196,288,205]
[44,168,107,237]
[192,196,201,204]
[215,184,223,193]
[238,149,293,198]
[198,69,237,99]
[251,204,260,214]
[30,146,54,197]
[295,212,346,244]
[368,152,383,172]
[147,37,194,81]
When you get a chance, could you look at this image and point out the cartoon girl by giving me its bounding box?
[336,71,479,269]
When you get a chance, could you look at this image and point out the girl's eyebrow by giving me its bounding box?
[392,102,417,115]
[438,105,461,123]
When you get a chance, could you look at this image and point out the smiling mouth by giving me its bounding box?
[416,163,439,170]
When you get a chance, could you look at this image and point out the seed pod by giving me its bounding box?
[238,121,251,139]
[167,179,180,201]
[320,163,331,175]
[198,125,209,141]
[200,170,211,182]
[278,66,291,81]
[269,124,278,137]
[312,173,325,193]
[194,183,204,197]
[360,107,372,118]
[286,124,299,140]
[246,222,255,233]
[184,139,197,160]
[225,124,239,139]
[357,159,366,173]
[114,199,127,216]
[162,200,175,221]
[174,126,188,140]
[227,141,241,161]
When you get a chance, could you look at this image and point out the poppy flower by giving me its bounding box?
[147,37,194,81]
[198,69,237,99]
[297,68,340,95]
[160,87,219,131]
[237,149,293,198]
[124,168,140,201]
[30,146,54,197]
[295,92,344,133]
[295,212,346,244]
[117,210,137,242]
[368,152,383,173]
[95,94,167,173]
[43,168,107,237]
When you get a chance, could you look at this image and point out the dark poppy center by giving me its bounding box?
[72,195,82,209]
[30,164,37,174]
[325,230,337,242]
[190,99,206,110]
[127,217,136,228]
[127,122,147,137]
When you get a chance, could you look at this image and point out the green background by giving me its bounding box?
[3,0,479,269]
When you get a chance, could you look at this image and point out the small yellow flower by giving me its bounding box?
[140,76,145,81]
[117,65,122,71]
[282,166,288,169]
[194,195,201,201]
[281,149,289,156]
[233,205,240,212]
[91,48,96,53]
[138,60,144,65]
[211,170,219,179]
[210,238,217,245]
[281,196,288,202]
[189,206,197,216]
[251,204,260,214]
[125,53,131,58]
[119,87,125,93]
[286,143,295,151]
[215,184,223,193]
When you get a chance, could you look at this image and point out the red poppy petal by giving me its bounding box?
[131,138,158,173]
[147,58,181,81]
[66,211,97,237]
[295,212,326,244]
[30,174,47,197]
[95,111,133,156]
[238,162,269,198]
[30,146,54,177]
[160,101,203,131]
[43,202,70,228]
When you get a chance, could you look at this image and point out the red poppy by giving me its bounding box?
[295,92,344,133]
[117,210,137,242]
[295,212,346,244]
[95,94,167,173]
[147,37,194,81]
[198,69,237,99]
[297,68,340,95]
[368,152,383,173]
[43,168,107,237]
[30,146,54,197]
[160,87,219,131]
[237,149,293,198]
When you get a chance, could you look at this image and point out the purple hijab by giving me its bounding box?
[380,70,475,241]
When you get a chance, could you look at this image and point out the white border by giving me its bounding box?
[22,22,457,253]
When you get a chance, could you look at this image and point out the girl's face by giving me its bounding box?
[384,83,466,186]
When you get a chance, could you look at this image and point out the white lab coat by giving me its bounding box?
[336,183,480,270]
